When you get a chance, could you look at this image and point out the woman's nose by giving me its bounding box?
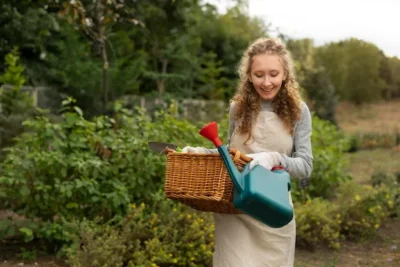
[263,77,272,86]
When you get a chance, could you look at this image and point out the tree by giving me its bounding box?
[0,0,272,115]
[0,2,60,86]
[135,0,204,97]
[388,56,400,98]
[286,38,316,85]
[195,4,269,99]
[316,38,386,105]
[56,0,143,108]
[196,51,228,99]
[286,38,338,124]
[0,48,44,157]
[379,50,393,100]
[303,67,338,124]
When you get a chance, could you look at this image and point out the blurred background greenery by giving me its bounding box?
[0,1,399,266]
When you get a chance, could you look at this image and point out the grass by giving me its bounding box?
[335,100,400,134]
[346,148,400,184]
[338,99,400,185]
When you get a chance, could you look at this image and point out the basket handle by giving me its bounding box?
[230,148,253,162]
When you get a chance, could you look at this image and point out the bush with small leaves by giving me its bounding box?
[371,171,397,187]
[291,115,351,202]
[0,98,217,248]
[64,199,214,267]
[295,198,342,250]
[336,181,397,240]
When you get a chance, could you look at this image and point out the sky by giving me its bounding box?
[205,0,400,58]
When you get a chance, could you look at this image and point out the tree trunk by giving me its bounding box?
[157,58,168,97]
[96,0,108,108]
[101,33,109,107]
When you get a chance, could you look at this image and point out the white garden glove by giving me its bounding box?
[181,146,218,154]
[247,152,282,171]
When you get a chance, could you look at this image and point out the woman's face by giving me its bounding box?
[249,53,286,101]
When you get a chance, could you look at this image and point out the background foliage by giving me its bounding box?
[1,1,399,118]
[0,0,399,265]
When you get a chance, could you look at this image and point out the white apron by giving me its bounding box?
[213,107,296,267]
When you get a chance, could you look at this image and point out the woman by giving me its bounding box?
[183,37,313,267]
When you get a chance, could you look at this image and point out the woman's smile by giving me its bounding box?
[260,87,275,93]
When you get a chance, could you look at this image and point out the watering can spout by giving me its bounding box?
[199,122,245,192]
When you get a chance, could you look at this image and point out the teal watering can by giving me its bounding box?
[199,122,294,228]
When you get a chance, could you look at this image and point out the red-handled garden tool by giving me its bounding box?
[148,141,181,154]
[199,121,293,228]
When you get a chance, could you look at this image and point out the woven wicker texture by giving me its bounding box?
[165,148,252,214]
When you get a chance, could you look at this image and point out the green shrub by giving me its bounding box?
[395,189,400,218]
[65,199,214,267]
[392,171,400,218]
[64,184,400,265]
[295,181,399,250]
[360,132,397,149]
[295,115,351,201]
[0,47,46,159]
[336,181,397,240]
[347,132,398,151]
[346,133,361,153]
[295,198,342,250]
[395,171,400,184]
[0,98,214,246]
[396,132,400,145]
[371,171,397,187]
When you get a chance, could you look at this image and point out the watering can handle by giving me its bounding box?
[271,166,285,171]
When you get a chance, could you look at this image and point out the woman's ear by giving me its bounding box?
[248,74,252,83]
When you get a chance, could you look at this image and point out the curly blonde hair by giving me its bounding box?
[231,37,303,143]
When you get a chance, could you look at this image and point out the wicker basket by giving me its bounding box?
[164,148,252,214]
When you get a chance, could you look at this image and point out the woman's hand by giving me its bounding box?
[247,152,282,170]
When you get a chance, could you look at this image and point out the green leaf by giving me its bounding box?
[65,113,80,125]
[20,227,33,236]
[19,227,34,242]
[0,189,6,198]
[20,185,31,196]
[66,202,78,209]
[73,106,83,117]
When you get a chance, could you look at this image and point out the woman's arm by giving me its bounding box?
[280,102,313,187]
